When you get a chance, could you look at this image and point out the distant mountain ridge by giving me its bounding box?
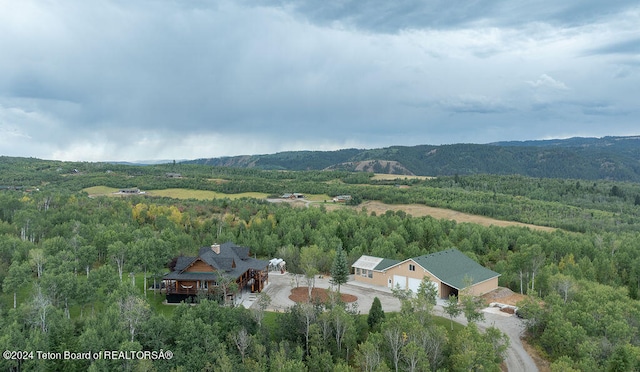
[491,136,640,148]
[185,136,640,181]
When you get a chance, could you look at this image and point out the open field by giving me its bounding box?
[371,173,433,181]
[147,189,269,200]
[83,186,269,200]
[206,178,229,184]
[85,186,555,231]
[299,193,333,201]
[325,200,557,232]
[83,186,119,195]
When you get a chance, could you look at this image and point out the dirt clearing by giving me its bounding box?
[482,287,528,307]
[289,287,357,303]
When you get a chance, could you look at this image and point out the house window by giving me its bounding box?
[368,270,373,278]
[361,269,368,277]
[202,281,208,289]
[409,264,416,271]
[356,268,361,276]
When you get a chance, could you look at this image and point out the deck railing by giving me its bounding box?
[165,284,203,295]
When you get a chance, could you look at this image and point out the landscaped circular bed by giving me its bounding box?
[289,287,357,303]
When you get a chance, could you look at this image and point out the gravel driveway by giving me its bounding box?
[259,272,402,313]
[258,272,538,372]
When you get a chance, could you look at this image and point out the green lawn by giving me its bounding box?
[83,186,119,195]
[147,189,269,200]
[82,186,337,202]
[131,273,177,317]
[303,194,334,202]
[384,311,466,334]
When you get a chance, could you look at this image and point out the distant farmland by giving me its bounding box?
[84,186,554,231]
[371,173,433,181]
[83,186,268,200]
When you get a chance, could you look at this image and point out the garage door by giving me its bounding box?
[408,278,422,293]
[408,278,438,296]
[393,275,407,289]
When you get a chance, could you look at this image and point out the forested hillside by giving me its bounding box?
[186,136,640,181]
[0,157,639,370]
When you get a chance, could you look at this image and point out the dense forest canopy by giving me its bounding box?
[184,136,640,181]
[0,156,639,370]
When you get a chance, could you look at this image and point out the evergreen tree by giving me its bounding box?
[330,245,349,293]
[367,297,385,332]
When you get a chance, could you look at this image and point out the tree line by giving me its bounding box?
[0,163,640,369]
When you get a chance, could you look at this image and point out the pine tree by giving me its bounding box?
[367,297,385,332]
[330,245,349,293]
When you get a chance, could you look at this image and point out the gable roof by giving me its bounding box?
[352,255,384,270]
[352,248,500,290]
[412,249,500,290]
[352,255,401,271]
[174,256,196,272]
[164,241,268,281]
[374,258,401,271]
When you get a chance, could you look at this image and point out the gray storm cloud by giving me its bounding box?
[0,0,638,161]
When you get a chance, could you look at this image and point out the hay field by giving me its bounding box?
[146,189,268,200]
[301,194,333,202]
[83,186,268,200]
[325,200,556,232]
[84,186,554,231]
[83,186,119,195]
[371,174,433,181]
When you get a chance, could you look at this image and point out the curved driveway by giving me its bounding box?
[258,273,537,372]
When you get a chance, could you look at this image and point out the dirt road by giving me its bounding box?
[432,306,537,372]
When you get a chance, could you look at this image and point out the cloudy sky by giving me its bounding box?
[1,0,639,162]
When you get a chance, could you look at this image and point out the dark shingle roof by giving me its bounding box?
[412,249,500,290]
[374,258,401,271]
[164,271,222,281]
[164,241,268,281]
[174,256,196,272]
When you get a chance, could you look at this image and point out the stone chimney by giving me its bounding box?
[211,243,220,254]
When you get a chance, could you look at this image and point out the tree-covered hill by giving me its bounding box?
[2,153,640,370]
[185,136,640,181]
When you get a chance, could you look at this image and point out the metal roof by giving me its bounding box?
[351,248,500,290]
[352,256,401,271]
[374,258,401,271]
[412,249,500,290]
[352,255,384,271]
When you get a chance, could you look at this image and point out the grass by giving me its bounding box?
[147,188,269,200]
[82,186,269,200]
[83,185,335,203]
[262,311,281,341]
[84,185,556,233]
[434,314,466,333]
[132,273,176,317]
[371,174,433,181]
[384,311,465,334]
[83,186,119,195]
[303,194,334,202]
